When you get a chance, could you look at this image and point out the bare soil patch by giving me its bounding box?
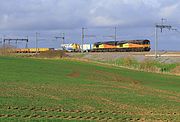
[67,71,80,78]
[35,50,68,58]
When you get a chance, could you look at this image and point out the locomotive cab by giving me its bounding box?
[143,40,150,44]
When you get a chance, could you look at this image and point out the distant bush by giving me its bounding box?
[139,59,160,72]
[108,57,178,74]
[123,57,138,67]
[153,61,178,73]
[112,57,138,68]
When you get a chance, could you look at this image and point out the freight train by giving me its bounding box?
[62,39,151,52]
[15,39,151,53]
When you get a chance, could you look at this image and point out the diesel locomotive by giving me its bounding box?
[92,39,151,52]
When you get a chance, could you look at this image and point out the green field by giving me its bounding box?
[0,56,180,121]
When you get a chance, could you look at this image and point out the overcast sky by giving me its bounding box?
[0,0,180,50]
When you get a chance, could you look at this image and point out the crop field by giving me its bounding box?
[0,56,180,121]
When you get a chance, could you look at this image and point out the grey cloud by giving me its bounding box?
[0,0,180,30]
[0,0,90,30]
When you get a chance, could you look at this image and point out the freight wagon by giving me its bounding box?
[16,48,54,53]
[80,44,94,52]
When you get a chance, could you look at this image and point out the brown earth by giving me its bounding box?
[171,66,180,75]
[67,71,80,78]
